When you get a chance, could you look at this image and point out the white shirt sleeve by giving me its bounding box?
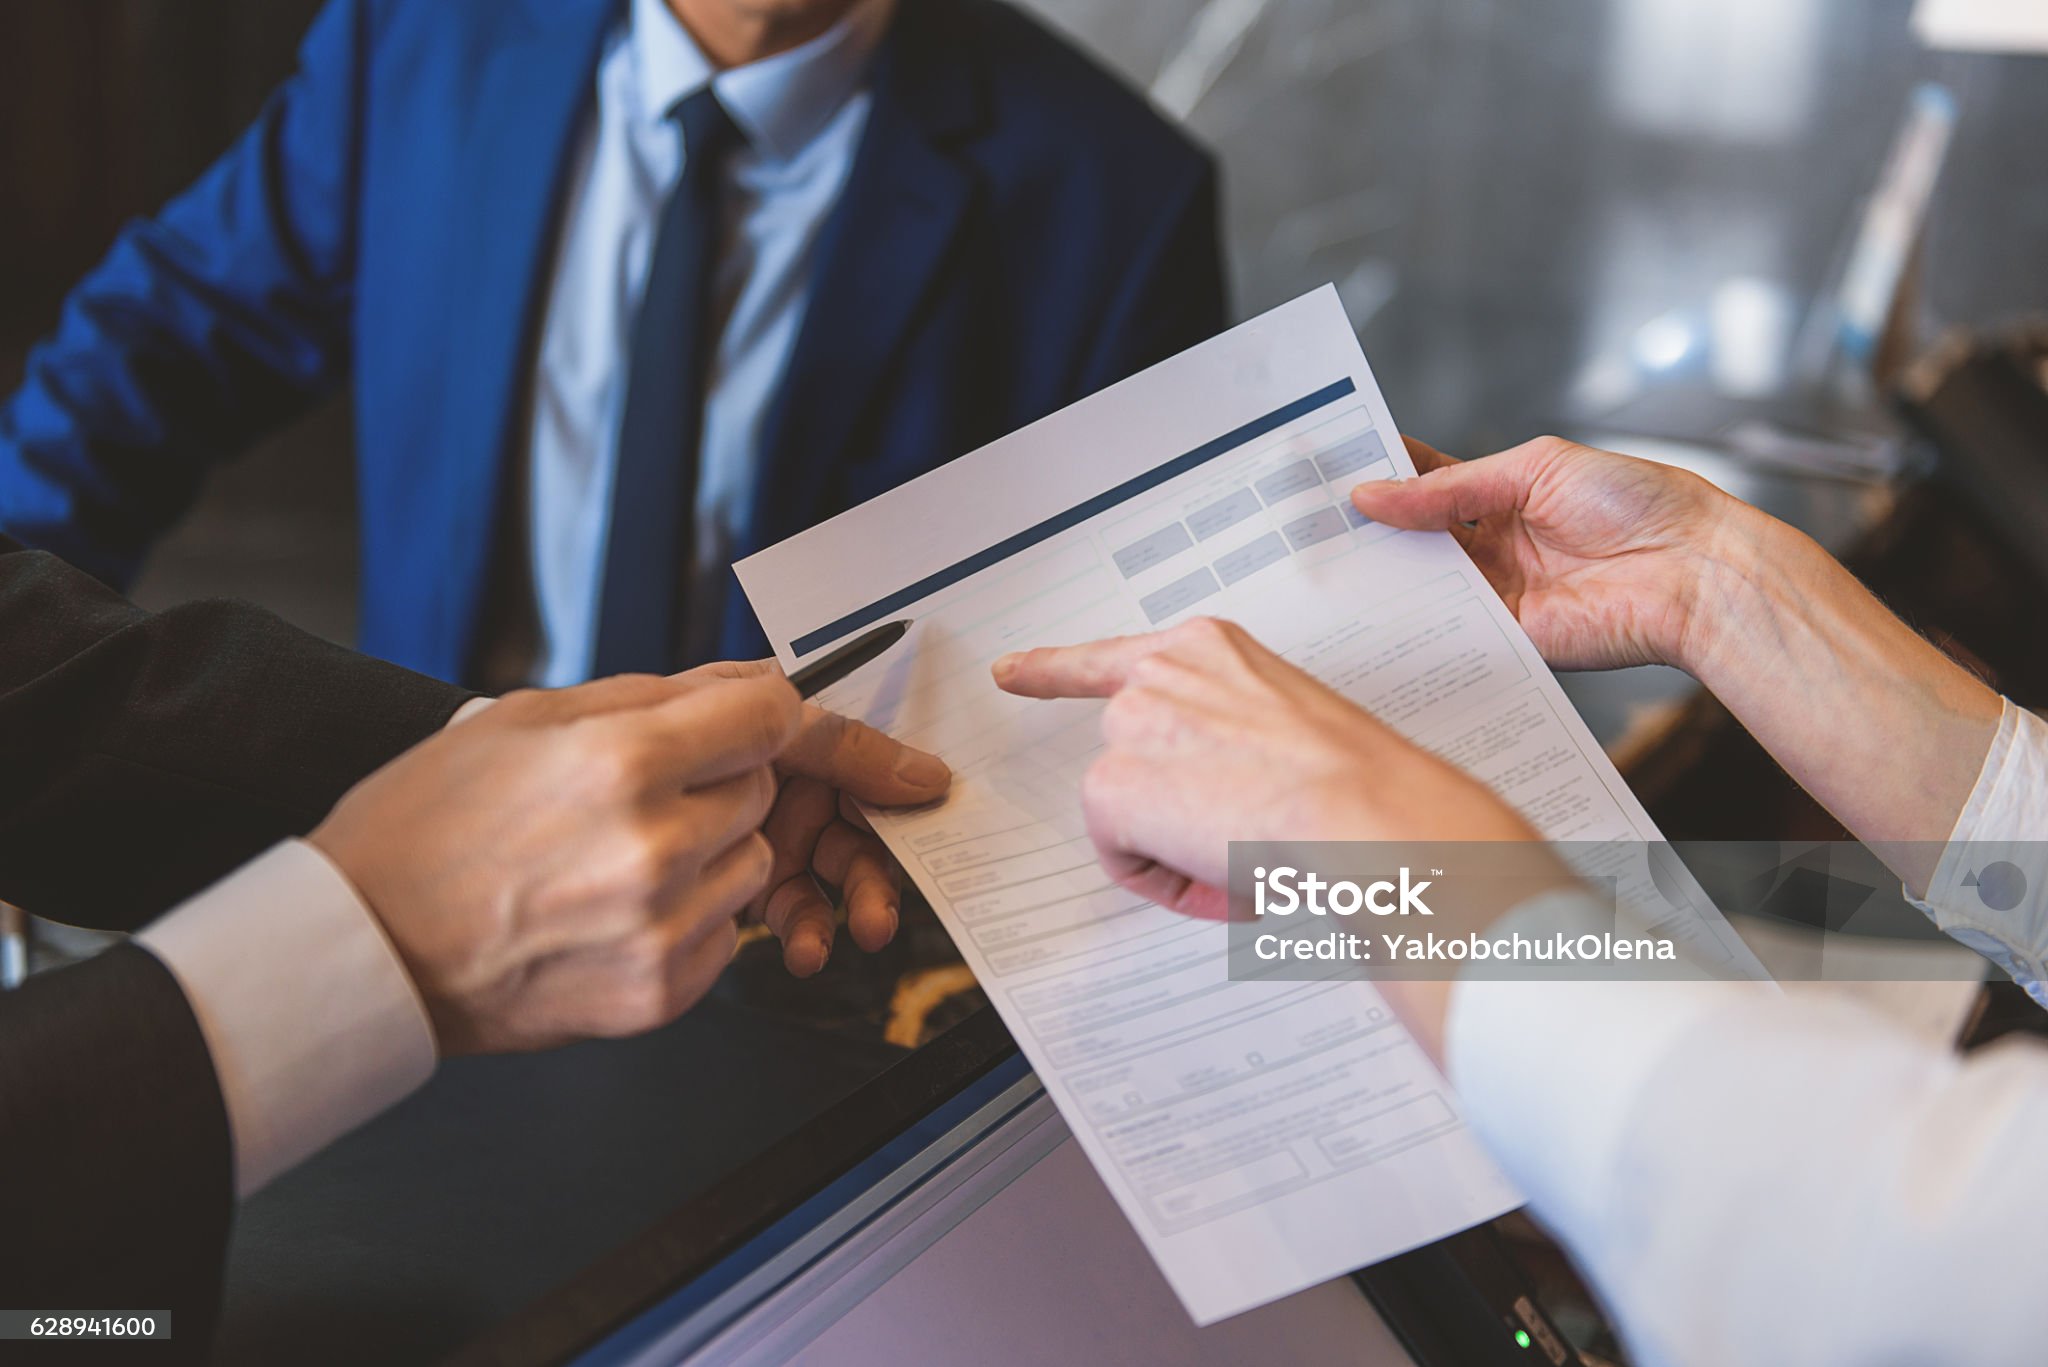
[135,840,438,1196]
[1449,893,2048,1367]
[1909,698,2048,1004]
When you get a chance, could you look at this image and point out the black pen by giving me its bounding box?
[787,618,913,699]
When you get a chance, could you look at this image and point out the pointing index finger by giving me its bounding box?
[991,631,1174,700]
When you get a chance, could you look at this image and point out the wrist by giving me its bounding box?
[1672,500,1821,687]
[303,824,464,1052]
[302,822,408,995]
[135,842,438,1193]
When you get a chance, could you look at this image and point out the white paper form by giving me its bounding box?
[736,286,1754,1324]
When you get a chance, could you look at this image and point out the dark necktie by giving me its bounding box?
[590,86,743,677]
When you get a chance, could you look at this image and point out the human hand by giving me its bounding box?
[311,671,915,1053]
[1351,436,1754,673]
[992,618,1544,919]
[433,663,949,981]
[675,661,950,978]
[995,619,1582,1063]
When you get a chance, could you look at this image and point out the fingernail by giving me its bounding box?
[852,898,899,954]
[895,749,951,788]
[991,653,1018,683]
[793,929,830,977]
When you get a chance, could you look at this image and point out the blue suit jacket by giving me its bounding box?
[0,0,1224,682]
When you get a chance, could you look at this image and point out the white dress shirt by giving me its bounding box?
[512,0,891,687]
[1449,698,2048,1367]
[135,841,436,1196]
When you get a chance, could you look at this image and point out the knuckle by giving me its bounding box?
[629,979,674,1032]
[736,831,776,896]
[710,916,740,963]
[606,969,671,1036]
[1101,684,1160,739]
[1079,756,1127,820]
[621,923,672,971]
[1178,616,1251,668]
[617,728,662,784]
[616,823,675,895]
[752,679,804,749]
[756,879,797,936]
[579,734,640,799]
[845,717,898,771]
[747,766,780,823]
[1125,651,1183,691]
[655,956,698,1023]
[807,704,849,746]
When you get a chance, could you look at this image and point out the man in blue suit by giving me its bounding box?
[0,0,1224,687]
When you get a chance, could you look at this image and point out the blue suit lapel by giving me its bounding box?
[436,0,614,677]
[750,3,983,549]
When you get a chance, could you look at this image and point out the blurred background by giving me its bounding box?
[5,0,2045,644]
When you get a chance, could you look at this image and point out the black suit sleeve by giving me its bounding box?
[0,534,471,929]
[0,944,234,1362]
[0,539,471,1359]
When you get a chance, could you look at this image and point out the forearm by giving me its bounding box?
[0,539,468,927]
[1681,505,2001,890]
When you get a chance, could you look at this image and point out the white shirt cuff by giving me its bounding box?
[136,840,438,1196]
[1444,891,1766,1241]
[1909,699,2048,1002]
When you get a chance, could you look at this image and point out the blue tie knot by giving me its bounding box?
[672,85,743,167]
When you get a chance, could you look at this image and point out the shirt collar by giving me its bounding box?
[630,0,894,162]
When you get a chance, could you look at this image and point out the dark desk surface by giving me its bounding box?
[213,1000,905,1367]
